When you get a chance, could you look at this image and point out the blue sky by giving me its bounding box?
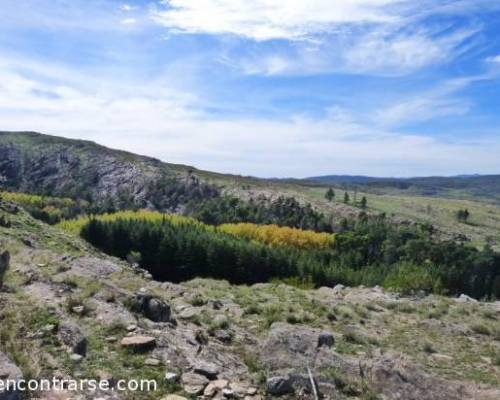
[1,0,500,177]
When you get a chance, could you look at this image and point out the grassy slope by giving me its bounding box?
[197,171,500,250]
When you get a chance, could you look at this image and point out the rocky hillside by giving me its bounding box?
[0,131,217,212]
[1,197,499,399]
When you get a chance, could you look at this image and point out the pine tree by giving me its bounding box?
[325,188,335,202]
[360,196,367,209]
[343,192,350,204]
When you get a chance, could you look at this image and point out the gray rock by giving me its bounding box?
[193,361,219,379]
[0,351,23,400]
[317,332,335,348]
[181,372,209,395]
[120,336,156,351]
[58,321,87,356]
[266,376,294,396]
[165,372,179,383]
[129,292,172,322]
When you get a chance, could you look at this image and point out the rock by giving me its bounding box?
[193,360,220,379]
[0,251,10,289]
[317,332,335,348]
[222,388,235,397]
[229,382,248,397]
[72,305,85,315]
[266,376,294,396]
[0,351,22,400]
[120,335,156,351]
[332,284,345,293]
[214,329,232,343]
[165,372,179,383]
[161,395,189,400]
[126,324,137,332]
[58,321,87,356]
[129,292,171,322]
[69,353,84,362]
[144,358,161,366]
[203,382,218,397]
[178,307,199,320]
[181,372,209,395]
[457,294,478,303]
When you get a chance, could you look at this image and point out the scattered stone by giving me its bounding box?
[266,376,294,396]
[247,387,257,395]
[317,332,335,348]
[165,372,179,383]
[41,324,56,334]
[181,372,209,395]
[214,330,232,343]
[178,307,198,320]
[72,305,85,315]
[105,336,118,343]
[120,335,156,351]
[144,358,161,367]
[193,360,219,379]
[457,294,478,303]
[431,354,454,362]
[58,322,87,356]
[129,292,172,322]
[161,395,188,400]
[69,354,84,362]
[126,324,137,332]
[332,284,345,293]
[229,382,248,397]
[222,388,235,398]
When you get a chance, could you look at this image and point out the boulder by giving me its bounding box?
[129,292,172,322]
[193,360,219,379]
[0,351,23,400]
[120,336,156,351]
[317,332,335,348]
[266,376,294,396]
[58,321,87,356]
[181,372,209,395]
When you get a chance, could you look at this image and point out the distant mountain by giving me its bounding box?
[307,174,500,201]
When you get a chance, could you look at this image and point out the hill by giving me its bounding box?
[1,131,500,250]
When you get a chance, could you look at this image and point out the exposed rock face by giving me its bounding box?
[0,131,219,211]
[129,292,172,323]
[57,321,88,356]
[0,352,22,400]
[0,251,9,289]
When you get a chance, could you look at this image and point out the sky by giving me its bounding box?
[1,0,500,178]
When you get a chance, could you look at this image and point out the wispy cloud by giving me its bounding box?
[1,57,499,177]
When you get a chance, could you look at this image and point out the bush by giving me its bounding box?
[383,263,442,295]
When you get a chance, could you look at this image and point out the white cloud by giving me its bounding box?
[151,1,484,76]
[1,58,498,177]
[152,0,404,42]
[121,18,137,25]
[120,4,136,12]
[486,55,500,63]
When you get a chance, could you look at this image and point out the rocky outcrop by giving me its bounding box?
[0,352,22,400]
[129,291,172,323]
[58,321,88,356]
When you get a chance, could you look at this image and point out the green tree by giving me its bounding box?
[325,188,335,202]
[343,192,350,204]
[360,196,367,209]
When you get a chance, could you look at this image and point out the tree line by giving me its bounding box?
[80,213,500,299]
